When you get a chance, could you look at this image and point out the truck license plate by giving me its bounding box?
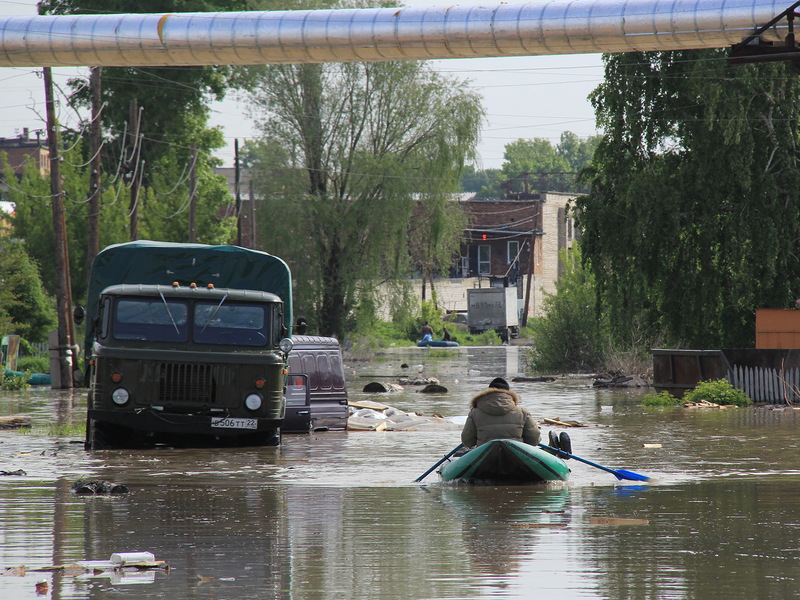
[211,417,258,430]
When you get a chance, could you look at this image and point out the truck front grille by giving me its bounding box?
[159,363,215,405]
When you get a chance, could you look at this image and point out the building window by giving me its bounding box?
[478,245,491,275]
[507,240,519,264]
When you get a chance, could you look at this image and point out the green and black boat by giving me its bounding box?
[439,439,570,484]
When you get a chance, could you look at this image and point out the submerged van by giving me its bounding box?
[283,335,348,433]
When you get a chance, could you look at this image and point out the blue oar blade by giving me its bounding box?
[538,442,651,482]
[613,469,650,482]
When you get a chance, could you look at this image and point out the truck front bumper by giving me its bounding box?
[88,408,283,436]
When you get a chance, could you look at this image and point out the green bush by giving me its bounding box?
[528,245,605,373]
[0,370,30,391]
[16,356,49,374]
[683,379,752,407]
[642,391,682,407]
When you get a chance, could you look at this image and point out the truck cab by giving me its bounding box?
[86,283,289,449]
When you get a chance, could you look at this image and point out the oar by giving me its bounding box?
[414,444,465,482]
[538,443,650,482]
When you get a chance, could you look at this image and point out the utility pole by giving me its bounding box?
[43,67,74,389]
[521,230,536,328]
[235,138,242,246]
[86,66,102,271]
[128,98,140,241]
[249,178,256,248]
[188,142,197,242]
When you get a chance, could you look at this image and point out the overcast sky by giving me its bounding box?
[0,0,604,169]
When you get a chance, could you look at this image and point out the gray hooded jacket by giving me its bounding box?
[460,387,541,448]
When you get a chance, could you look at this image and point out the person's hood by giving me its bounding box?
[470,388,520,415]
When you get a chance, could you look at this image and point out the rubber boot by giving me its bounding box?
[559,431,572,459]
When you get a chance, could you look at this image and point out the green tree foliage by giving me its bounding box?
[238,60,483,338]
[493,133,601,196]
[5,141,233,306]
[37,0,238,263]
[577,51,800,348]
[558,131,602,172]
[39,0,244,169]
[460,165,501,196]
[502,138,571,177]
[0,239,57,343]
[528,245,605,373]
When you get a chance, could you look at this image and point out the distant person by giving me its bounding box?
[460,377,541,449]
[419,321,433,343]
[442,326,451,341]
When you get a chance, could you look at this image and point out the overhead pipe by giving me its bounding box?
[0,0,793,68]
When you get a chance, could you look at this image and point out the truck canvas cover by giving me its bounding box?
[84,241,292,350]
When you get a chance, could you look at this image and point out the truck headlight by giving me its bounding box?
[112,388,130,406]
[279,338,294,354]
[245,394,263,411]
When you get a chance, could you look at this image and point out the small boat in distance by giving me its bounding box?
[439,439,569,484]
[416,340,459,347]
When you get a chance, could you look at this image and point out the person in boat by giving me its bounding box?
[442,326,451,342]
[419,321,434,343]
[460,377,541,449]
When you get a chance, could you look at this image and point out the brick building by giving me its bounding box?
[0,129,49,178]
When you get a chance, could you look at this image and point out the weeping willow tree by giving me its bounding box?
[576,51,800,348]
[238,60,483,338]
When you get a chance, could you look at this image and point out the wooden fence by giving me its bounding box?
[729,364,800,404]
[653,348,800,404]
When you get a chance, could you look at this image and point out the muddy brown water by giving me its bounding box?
[3,346,800,599]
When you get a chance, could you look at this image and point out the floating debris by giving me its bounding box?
[362,382,403,393]
[0,469,26,476]
[589,517,649,526]
[512,376,557,383]
[399,377,439,386]
[418,384,448,394]
[541,417,588,428]
[346,402,460,432]
[349,400,389,411]
[71,480,129,495]
[0,415,32,429]
[683,401,732,409]
[26,552,168,583]
[592,375,648,388]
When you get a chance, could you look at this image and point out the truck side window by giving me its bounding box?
[99,298,110,339]
[272,305,283,346]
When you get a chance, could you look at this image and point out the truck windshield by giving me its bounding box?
[193,302,269,347]
[113,298,189,342]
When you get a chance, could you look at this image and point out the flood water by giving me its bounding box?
[3,346,800,599]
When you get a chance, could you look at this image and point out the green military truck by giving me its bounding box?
[80,241,301,449]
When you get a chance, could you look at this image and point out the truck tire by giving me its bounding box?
[261,428,281,447]
[85,419,113,450]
